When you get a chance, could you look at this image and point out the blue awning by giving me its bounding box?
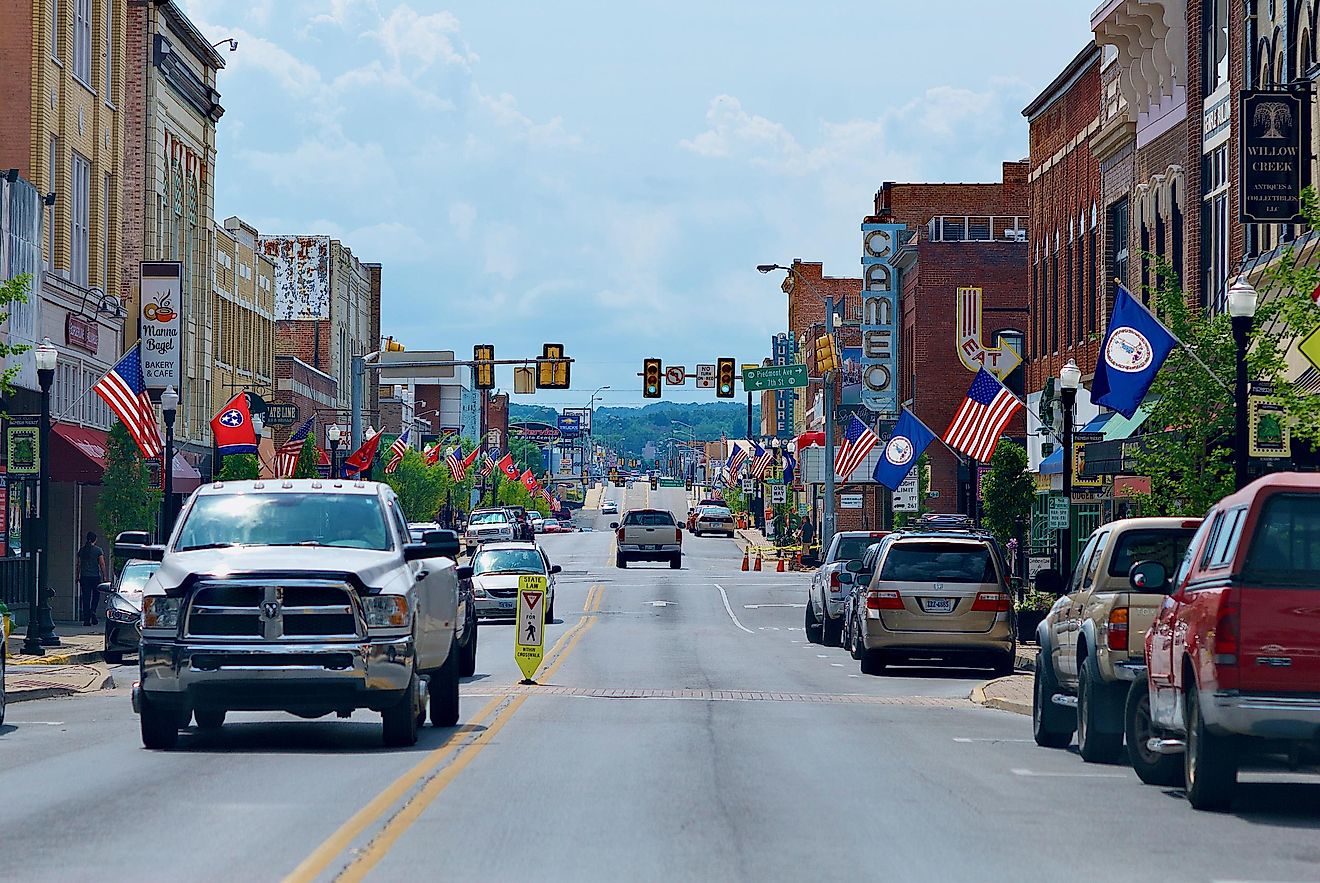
[1040,447,1064,475]
[1080,412,1116,433]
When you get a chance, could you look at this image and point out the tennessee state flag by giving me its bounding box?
[498,453,519,480]
[211,393,258,455]
[520,469,537,492]
[342,432,383,478]
[461,447,481,471]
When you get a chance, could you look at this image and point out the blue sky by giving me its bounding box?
[181,1,1092,406]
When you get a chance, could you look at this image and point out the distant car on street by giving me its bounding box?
[462,541,559,621]
[612,508,682,569]
[466,508,516,546]
[409,521,442,544]
[601,500,618,515]
[691,505,735,537]
[530,512,545,533]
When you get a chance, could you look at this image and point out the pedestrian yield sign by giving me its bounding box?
[515,575,547,682]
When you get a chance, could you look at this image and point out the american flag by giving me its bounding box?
[943,368,1022,462]
[445,446,466,482]
[726,444,748,477]
[750,443,774,480]
[275,416,315,477]
[834,415,880,480]
[479,450,497,478]
[384,429,411,474]
[93,344,162,459]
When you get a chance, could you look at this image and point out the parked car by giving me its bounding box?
[804,531,889,646]
[691,505,736,537]
[124,480,474,749]
[529,513,545,533]
[556,519,577,532]
[848,524,1014,674]
[840,541,886,657]
[1128,473,1320,811]
[612,509,682,569]
[601,500,618,515]
[462,541,559,621]
[466,508,517,546]
[1031,517,1200,761]
[101,555,162,664]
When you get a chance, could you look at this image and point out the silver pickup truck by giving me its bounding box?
[123,479,476,749]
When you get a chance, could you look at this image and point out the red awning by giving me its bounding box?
[51,423,108,482]
[172,452,203,494]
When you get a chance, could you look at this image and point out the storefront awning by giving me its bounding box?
[51,423,108,482]
[1039,446,1064,475]
[172,452,203,494]
[1101,402,1154,441]
[1080,412,1116,433]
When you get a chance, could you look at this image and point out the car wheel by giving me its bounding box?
[382,672,421,747]
[849,615,864,661]
[804,598,823,644]
[546,595,556,623]
[1077,654,1124,763]
[139,692,180,750]
[1125,680,1184,787]
[1031,651,1075,749]
[692,530,701,537]
[1184,685,1238,811]
[103,649,124,665]
[459,611,478,679]
[821,612,843,647]
[859,649,887,676]
[616,554,627,569]
[669,555,681,570]
[429,643,461,729]
[195,708,226,730]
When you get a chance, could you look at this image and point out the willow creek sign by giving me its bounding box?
[1240,89,1309,224]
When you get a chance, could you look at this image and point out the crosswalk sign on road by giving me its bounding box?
[515,575,548,682]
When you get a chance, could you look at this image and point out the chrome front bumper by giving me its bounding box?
[139,636,415,713]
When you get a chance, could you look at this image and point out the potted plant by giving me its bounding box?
[1016,588,1057,643]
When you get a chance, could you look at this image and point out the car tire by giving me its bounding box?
[195,708,226,730]
[103,649,124,665]
[804,598,823,644]
[1077,654,1124,763]
[546,595,556,623]
[849,615,865,661]
[669,555,681,570]
[1031,651,1075,749]
[1184,686,1238,811]
[616,554,627,569]
[821,612,842,647]
[140,692,180,750]
[383,672,421,747]
[459,611,478,679]
[429,643,461,729]
[1125,680,1184,787]
[859,649,887,675]
[692,530,701,537]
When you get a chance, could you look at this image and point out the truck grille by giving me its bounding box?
[185,580,362,641]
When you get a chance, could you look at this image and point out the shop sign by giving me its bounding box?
[1240,89,1310,224]
[1248,383,1291,458]
[955,287,1022,380]
[5,415,40,476]
[840,493,863,509]
[860,222,905,417]
[140,262,182,389]
[65,314,99,353]
[1073,432,1105,488]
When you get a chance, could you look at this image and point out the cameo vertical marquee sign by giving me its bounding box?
[860,223,905,418]
[1240,89,1310,224]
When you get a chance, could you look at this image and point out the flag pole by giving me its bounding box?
[1115,278,1233,396]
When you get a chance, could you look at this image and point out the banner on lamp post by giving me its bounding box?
[140,261,182,390]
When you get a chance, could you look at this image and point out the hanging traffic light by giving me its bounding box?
[643,359,662,398]
[814,334,840,374]
[716,358,735,398]
[473,344,495,390]
[536,343,571,389]
[383,336,405,352]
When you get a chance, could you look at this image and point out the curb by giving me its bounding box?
[971,676,1031,716]
[9,648,104,667]
[6,671,115,704]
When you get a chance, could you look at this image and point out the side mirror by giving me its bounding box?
[455,565,474,581]
[837,572,854,585]
[550,564,562,574]
[844,559,863,574]
[609,522,619,530]
[404,529,460,561]
[97,581,113,594]
[1034,568,1065,596]
[1129,560,1168,592]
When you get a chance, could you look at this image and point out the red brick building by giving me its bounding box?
[878,163,1030,513]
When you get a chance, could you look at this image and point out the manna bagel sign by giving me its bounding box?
[140,261,182,390]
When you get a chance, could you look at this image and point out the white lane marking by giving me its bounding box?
[648,600,673,607]
[743,603,806,609]
[830,663,845,667]
[713,583,754,634]
[816,654,829,658]
[10,720,65,725]
[953,738,1034,743]
[1010,768,1127,779]
[848,674,860,678]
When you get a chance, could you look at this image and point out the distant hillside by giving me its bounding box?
[510,401,760,459]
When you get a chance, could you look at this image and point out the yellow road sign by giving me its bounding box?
[514,574,548,682]
[1299,326,1320,373]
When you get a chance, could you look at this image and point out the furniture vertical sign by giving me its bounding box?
[860,223,905,417]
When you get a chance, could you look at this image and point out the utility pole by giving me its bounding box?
[822,296,837,551]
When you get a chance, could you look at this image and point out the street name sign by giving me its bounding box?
[742,364,808,392]
[515,575,547,683]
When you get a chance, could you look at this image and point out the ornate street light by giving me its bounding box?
[1227,277,1258,490]
[1058,360,1081,576]
[22,339,60,653]
[160,386,179,536]
[327,423,343,478]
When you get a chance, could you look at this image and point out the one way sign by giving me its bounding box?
[514,575,547,682]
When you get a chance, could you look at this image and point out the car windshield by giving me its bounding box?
[470,512,508,525]
[175,493,391,551]
[700,507,732,517]
[1107,529,1196,577]
[830,535,875,562]
[623,512,675,526]
[473,548,545,575]
[1243,493,1320,586]
[118,562,159,594]
[880,542,997,583]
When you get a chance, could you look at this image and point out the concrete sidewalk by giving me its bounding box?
[6,625,105,666]
[969,644,1039,716]
[4,662,116,703]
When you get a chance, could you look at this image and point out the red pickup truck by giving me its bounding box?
[1126,473,1320,811]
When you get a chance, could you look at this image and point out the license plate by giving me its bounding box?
[642,544,656,551]
[921,597,956,614]
[498,600,514,610]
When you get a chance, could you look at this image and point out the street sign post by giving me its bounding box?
[741,478,754,494]
[771,484,786,504]
[514,575,547,683]
[1047,494,1070,529]
[741,363,808,392]
[892,471,919,511]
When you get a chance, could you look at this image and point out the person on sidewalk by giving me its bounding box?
[75,532,107,626]
[798,516,814,559]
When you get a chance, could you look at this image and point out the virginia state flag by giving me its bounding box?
[1091,285,1178,418]
[210,393,258,455]
[873,408,936,491]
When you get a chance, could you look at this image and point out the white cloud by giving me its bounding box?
[678,95,802,163]
[476,88,583,149]
[366,5,476,72]
[448,201,476,241]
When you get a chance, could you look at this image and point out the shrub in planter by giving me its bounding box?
[1016,589,1057,644]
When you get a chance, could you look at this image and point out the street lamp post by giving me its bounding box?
[160,386,179,538]
[1058,360,1081,577]
[23,339,59,653]
[327,424,342,478]
[1227,277,1258,490]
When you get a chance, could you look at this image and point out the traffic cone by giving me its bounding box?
[776,556,786,573]
[741,551,749,571]
[754,553,763,572]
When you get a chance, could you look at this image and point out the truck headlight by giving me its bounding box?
[364,595,409,628]
[142,596,182,629]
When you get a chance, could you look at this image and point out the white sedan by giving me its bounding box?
[601,500,618,515]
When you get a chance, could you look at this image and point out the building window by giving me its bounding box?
[1170,180,1184,286]
[1088,225,1098,332]
[1063,236,1073,348]
[1203,146,1230,307]
[73,0,91,84]
[1050,247,1060,353]
[51,0,60,58]
[70,151,90,286]
[1107,198,1130,299]
[1203,0,1228,92]
[103,0,113,95]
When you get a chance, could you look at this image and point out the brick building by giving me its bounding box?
[273,354,338,453]
[212,216,275,426]
[878,163,1030,514]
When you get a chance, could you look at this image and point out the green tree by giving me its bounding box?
[218,453,261,481]
[0,273,32,402]
[980,442,1035,543]
[382,450,445,521]
[97,422,162,569]
[293,436,319,478]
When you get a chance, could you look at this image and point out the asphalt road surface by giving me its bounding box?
[3,482,1319,882]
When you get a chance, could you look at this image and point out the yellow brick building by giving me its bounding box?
[212,216,275,423]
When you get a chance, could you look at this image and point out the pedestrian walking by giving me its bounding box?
[798,516,814,559]
[76,532,107,626]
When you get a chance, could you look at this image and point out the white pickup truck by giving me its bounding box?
[611,508,683,569]
[124,479,476,749]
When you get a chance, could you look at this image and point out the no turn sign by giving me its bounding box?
[665,366,686,386]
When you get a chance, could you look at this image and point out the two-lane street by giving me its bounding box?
[4,483,1319,882]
